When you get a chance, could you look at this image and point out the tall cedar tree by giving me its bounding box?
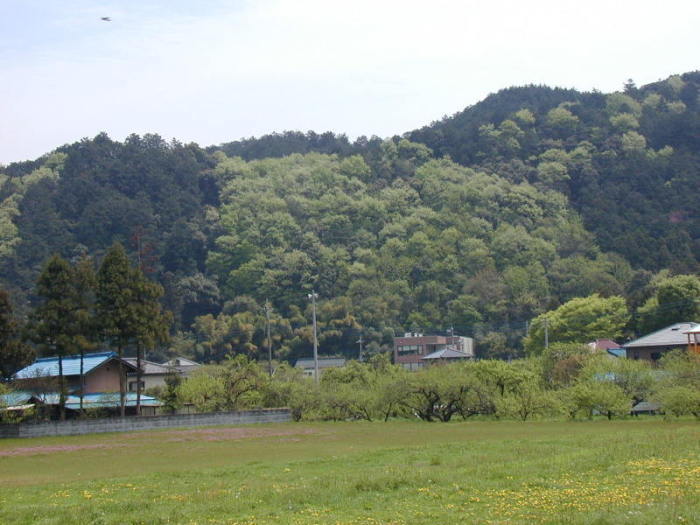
[131,266,171,414]
[72,256,98,412]
[28,255,86,420]
[97,243,172,416]
[0,289,34,380]
[96,243,137,417]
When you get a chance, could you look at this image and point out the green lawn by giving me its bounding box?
[0,419,698,524]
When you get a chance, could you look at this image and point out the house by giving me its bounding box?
[421,348,472,365]
[588,338,625,358]
[622,322,700,362]
[123,359,175,392]
[393,333,474,370]
[294,357,346,379]
[9,352,162,417]
[14,351,138,395]
[162,357,200,377]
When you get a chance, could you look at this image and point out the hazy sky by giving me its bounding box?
[1,0,698,165]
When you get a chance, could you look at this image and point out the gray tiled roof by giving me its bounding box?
[422,348,470,360]
[124,358,173,375]
[623,322,699,349]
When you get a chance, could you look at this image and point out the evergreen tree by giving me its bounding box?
[27,255,84,420]
[131,266,172,414]
[0,289,34,380]
[72,255,98,412]
[96,243,138,417]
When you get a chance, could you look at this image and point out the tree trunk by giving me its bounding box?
[118,344,126,418]
[136,342,142,416]
[58,353,66,421]
[79,350,84,415]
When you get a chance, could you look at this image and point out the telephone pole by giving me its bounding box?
[357,335,364,361]
[265,300,272,377]
[544,316,549,349]
[308,290,319,382]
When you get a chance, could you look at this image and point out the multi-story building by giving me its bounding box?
[393,333,474,370]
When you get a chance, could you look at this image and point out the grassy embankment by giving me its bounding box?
[0,419,698,524]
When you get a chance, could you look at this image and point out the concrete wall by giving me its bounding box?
[0,408,291,439]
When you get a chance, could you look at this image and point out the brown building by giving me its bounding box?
[394,333,474,370]
[14,351,137,394]
[622,322,699,361]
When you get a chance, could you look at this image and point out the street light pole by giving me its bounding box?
[308,290,319,383]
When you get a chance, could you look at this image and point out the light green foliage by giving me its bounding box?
[606,93,642,117]
[524,294,630,354]
[545,106,579,130]
[655,386,700,417]
[620,130,647,153]
[0,195,21,259]
[178,354,266,411]
[657,350,700,389]
[667,100,687,114]
[580,354,655,404]
[204,149,596,357]
[609,113,640,131]
[176,371,226,412]
[496,379,558,421]
[565,380,630,419]
[666,74,685,93]
[513,108,536,125]
[536,160,569,185]
[642,93,663,109]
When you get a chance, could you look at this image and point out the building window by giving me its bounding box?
[128,381,145,392]
[398,345,420,354]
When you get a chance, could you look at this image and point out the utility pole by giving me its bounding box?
[308,290,319,383]
[544,316,549,349]
[265,300,272,377]
[357,335,364,361]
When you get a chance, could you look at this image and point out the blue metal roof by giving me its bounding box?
[0,391,33,406]
[607,348,627,358]
[23,392,161,408]
[14,352,131,379]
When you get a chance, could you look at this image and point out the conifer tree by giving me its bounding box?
[28,255,80,420]
[96,243,138,417]
[72,255,98,412]
[131,266,171,414]
[0,289,34,381]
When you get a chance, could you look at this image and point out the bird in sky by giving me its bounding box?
[101,17,111,22]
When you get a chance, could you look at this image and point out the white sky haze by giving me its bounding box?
[1,0,699,164]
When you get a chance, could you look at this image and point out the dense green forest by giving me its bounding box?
[1,72,698,365]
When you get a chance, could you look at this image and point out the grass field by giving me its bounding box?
[0,419,698,524]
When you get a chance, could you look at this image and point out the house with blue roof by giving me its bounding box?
[3,352,165,417]
[14,351,138,395]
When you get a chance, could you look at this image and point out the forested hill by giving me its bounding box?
[0,72,698,362]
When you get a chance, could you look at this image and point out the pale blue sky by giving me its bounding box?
[1,0,699,165]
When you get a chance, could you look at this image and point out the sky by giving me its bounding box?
[1,0,699,165]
